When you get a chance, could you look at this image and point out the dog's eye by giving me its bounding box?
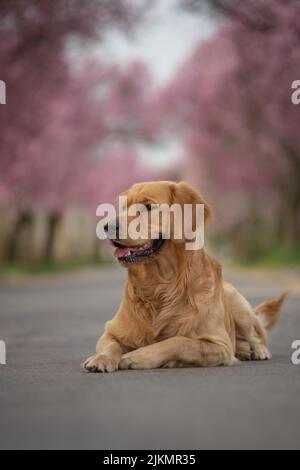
[144,204,152,211]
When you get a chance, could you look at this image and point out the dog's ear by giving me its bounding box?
[171,181,212,224]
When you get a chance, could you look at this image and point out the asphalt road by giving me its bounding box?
[0,266,300,450]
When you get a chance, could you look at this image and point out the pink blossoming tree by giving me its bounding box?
[162,0,300,251]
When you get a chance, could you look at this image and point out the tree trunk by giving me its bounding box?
[280,199,300,249]
[277,176,300,250]
[44,212,61,261]
[7,210,33,262]
[277,143,300,249]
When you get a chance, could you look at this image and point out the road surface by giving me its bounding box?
[0,266,300,449]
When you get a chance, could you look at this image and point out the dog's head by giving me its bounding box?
[106,181,211,266]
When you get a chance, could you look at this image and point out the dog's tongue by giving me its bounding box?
[114,246,130,258]
[114,245,140,258]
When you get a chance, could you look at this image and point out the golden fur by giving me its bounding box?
[83,181,287,372]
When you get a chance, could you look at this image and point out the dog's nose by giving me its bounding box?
[104,220,120,238]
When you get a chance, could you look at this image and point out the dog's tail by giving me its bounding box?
[254,291,289,330]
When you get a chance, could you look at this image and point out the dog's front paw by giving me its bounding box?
[251,344,271,361]
[119,352,137,370]
[82,353,119,373]
[119,350,156,370]
[236,340,252,361]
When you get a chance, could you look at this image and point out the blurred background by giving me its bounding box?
[1,1,300,451]
[1,0,300,275]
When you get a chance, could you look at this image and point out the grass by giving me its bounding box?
[1,245,299,280]
[237,245,300,268]
[0,258,112,278]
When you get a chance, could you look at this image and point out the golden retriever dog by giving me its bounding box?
[83,181,287,372]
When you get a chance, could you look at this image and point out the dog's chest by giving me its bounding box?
[139,302,201,345]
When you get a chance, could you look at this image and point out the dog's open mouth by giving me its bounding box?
[112,238,165,263]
